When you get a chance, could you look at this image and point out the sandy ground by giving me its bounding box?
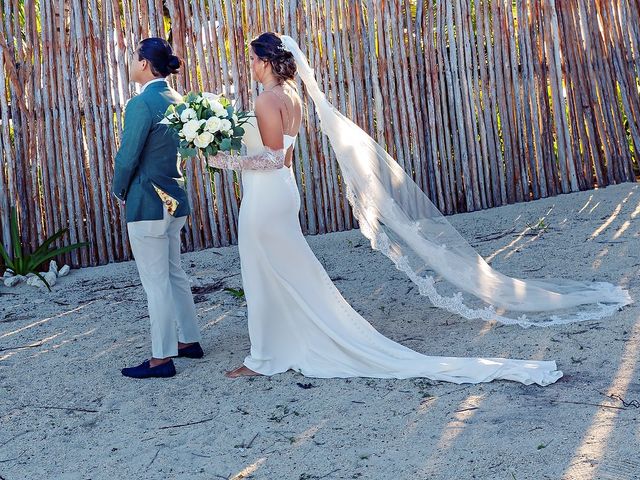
[1,182,640,480]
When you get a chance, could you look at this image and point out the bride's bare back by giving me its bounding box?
[254,82,302,168]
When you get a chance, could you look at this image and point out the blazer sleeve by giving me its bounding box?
[111,97,152,201]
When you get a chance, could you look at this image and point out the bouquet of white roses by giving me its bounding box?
[160,91,251,163]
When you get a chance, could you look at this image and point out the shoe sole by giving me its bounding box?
[122,372,176,378]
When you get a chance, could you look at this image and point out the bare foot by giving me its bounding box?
[225,365,262,378]
[149,357,172,367]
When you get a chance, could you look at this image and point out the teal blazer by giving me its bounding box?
[112,81,190,222]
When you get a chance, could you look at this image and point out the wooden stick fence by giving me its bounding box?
[0,0,638,268]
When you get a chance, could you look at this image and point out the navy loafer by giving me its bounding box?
[121,359,176,378]
[177,342,204,359]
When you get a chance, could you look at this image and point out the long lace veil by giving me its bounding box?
[279,35,632,327]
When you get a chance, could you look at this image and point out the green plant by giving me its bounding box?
[224,287,245,299]
[527,218,548,232]
[0,206,89,291]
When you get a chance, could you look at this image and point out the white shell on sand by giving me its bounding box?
[4,275,23,287]
[49,260,59,276]
[27,271,57,289]
[58,265,71,277]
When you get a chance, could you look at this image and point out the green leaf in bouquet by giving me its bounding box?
[219,138,232,151]
[179,147,198,158]
[226,106,234,118]
[202,108,214,119]
[175,103,187,116]
[232,126,245,137]
[164,104,176,116]
[235,111,254,127]
[203,144,214,156]
[179,139,191,148]
[231,138,243,151]
[219,97,231,108]
[184,91,198,103]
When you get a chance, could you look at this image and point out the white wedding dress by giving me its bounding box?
[204,34,632,386]
[226,117,563,386]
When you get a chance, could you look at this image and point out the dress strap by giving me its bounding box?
[262,88,297,138]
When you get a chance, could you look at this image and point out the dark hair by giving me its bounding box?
[137,37,182,77]
[250,32,296,84]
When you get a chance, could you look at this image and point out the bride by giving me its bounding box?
[205,32,631,386]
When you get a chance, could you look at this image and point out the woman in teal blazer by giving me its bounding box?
[113,38,203,379]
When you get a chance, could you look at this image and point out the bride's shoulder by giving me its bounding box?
[255,91,280,109]
[253,92,282,120]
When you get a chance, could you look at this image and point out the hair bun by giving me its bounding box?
[167,55,181,71]
[274,49,292,60]
[250,32,298,82]
[138,38,182,77]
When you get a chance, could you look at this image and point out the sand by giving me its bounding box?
[1,182,639,480]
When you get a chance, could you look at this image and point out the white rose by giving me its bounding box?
[181,119,204,141]
[180,108,197,123]
[220,119,232,132]
[194,131,214,149]
[210,100,226,116]
[202,92,221,102]
[205,116,222,133]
